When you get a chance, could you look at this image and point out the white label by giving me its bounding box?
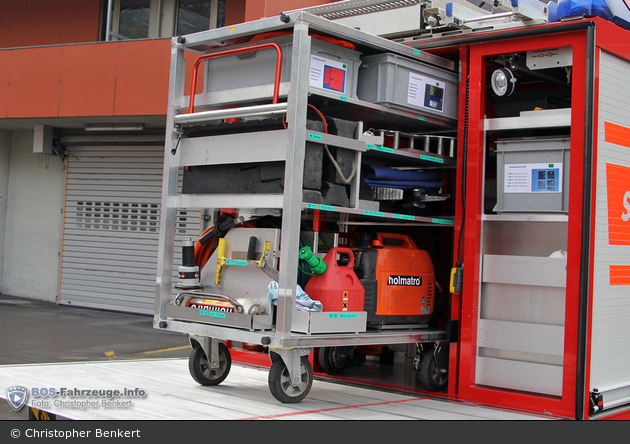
[504,163,563,193]
[309,55,347,94]
[407,72,445,113]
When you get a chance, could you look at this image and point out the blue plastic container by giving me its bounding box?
[552,0,612,21]
[556,0,592,19]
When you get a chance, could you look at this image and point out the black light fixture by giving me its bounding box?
[491,67,519,97]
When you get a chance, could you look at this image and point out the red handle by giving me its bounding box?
[326,247,355,269]
[376,233,417,249]
[188,42,283,114]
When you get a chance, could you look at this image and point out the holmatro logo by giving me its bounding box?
[387,275,422,286]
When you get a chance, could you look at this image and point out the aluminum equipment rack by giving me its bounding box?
[154,10,457,402]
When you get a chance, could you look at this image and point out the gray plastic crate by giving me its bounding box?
[203,35,362,99]
[494,137,571,213]
[357,53,458,120]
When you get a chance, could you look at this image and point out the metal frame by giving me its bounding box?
[154,12,454,355]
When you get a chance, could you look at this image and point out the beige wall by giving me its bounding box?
[1,131,65,301]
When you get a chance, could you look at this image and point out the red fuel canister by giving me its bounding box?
[304,247,365,312]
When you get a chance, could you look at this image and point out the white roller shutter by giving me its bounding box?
[59,138,200,315]
[591,50,630,411]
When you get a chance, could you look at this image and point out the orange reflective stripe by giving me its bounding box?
[610,265,630,286]
[605,121,630,148]
[606,163,630,246]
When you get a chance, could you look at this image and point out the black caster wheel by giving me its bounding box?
[318,346,354,375]
[189,342,231,386]
[268,356,313,403]
[419,352,448,392]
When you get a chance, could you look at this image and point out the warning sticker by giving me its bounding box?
[310,55,347,94]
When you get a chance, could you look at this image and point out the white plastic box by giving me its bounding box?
[357,53,458,120]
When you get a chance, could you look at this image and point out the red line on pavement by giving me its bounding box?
[237,397,430,420]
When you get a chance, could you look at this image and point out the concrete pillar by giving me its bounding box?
[1,130,65,302]
[0,130,10,294]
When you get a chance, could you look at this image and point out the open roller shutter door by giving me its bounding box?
[59,140,200,315]
[590,51,630,412]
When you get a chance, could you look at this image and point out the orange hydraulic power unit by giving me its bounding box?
[353,232,435,327]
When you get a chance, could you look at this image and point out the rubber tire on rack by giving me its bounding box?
[268,356,313,403]
[318,346,354,375]
[419,352,448,392]
[189,342,231,386]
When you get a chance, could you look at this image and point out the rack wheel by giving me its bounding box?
[268,356,313,403]
[189,342,231,386]
[419,351,448,392]
[318,346,354,375]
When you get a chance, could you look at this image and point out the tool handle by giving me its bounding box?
[327,247,355,269]
[198,215,244,245]
[376,232,417,249]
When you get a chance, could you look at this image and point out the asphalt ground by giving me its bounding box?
[0,293,191,420]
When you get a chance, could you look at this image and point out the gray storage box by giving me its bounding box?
[494,137,571,213]
[204,35,362,98]
[357,53,458,120]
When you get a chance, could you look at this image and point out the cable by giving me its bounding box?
[283,104,356,184]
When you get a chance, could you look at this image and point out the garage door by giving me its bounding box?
[59,137,200,315]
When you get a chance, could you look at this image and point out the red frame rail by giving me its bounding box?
[187,42,283,114]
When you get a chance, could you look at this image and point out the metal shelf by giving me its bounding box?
[156,12,453,353]
[485,108,571,132]
[483,213,569,222]
[303,202,454,227]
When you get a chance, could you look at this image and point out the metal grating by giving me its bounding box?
[300,0,422,19]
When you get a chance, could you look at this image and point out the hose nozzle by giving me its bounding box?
[299,246,327,275]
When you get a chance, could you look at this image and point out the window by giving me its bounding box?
[118,0,151,39]
[106,0,224,41]
[176,0,216,36]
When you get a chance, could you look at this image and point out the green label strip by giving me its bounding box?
[432,218,452,225]
[340,96,347,102]
[414,49,421,55]
[420,154,444,164]
[320,205,335,211]
[366,144,393,153]
[327,313,358,319]
[418,115,425,121]
[306,203,318,209]
[199,310,226,319]
[225,260,247,266]
[308,133,323,141]
[394,213,415,220]
[363,210,384,217]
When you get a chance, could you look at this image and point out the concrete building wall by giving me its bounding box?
[0,130,10,293]
[1,131,65,302]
